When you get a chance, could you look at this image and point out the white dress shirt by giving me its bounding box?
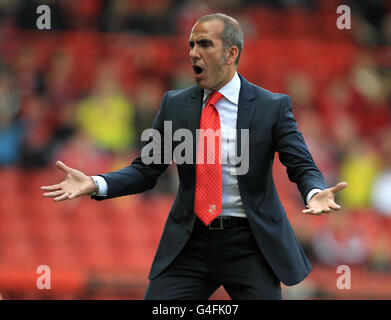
[92,72,321,215]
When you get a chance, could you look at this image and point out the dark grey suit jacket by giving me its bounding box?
[93,74,327,286]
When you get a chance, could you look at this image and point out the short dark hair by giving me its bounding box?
[198,13,244,65]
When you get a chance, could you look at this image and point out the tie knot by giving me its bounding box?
[207,91,224,107]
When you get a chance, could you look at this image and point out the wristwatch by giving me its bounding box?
[89,176,100,196]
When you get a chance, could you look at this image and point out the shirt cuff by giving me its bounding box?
[306,188,323,206]
[91,175,108,197]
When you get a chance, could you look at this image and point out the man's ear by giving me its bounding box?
[226,46,239,65]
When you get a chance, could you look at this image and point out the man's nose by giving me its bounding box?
[190,46,200,61]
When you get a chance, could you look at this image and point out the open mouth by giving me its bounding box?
[193,65,204,75]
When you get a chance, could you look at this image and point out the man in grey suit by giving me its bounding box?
[41,13,347,299]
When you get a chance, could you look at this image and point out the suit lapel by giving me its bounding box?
[187,86,204,163]
[236,74,256,157]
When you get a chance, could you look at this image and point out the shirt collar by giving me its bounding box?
[203,72,240,105]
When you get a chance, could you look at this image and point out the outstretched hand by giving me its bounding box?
[302,181,348,215]
[41,161,95,202]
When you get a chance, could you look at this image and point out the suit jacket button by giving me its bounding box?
[186,229,191,236]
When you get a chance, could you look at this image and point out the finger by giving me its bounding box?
[56,161,71,174]
[54,192,70,202]
[302,209,321,215]
[329,203,342,211]
[303,207,324,215]
[43,190,64,198]
[41,185,61,191]
[331,181,348,194]
[67,192,80,200]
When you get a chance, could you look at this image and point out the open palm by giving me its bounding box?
[302,181,348,215]
[41,161,95,201]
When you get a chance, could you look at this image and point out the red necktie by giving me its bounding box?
[194,91,224,226]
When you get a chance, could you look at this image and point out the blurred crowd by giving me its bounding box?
[0,0,391,274]
[0,0,388,44]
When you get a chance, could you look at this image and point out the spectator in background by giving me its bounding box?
[0,67,23,166]
[19,94,57,168]
[349,52,390,138]
[13,48,40,99]
[76,64,136,153]
[318,77,353,140]
[338,139,380,210]
[329,114,359,164]
[371,129,391,217]
[46,50,75,111]
[40,51,78,152]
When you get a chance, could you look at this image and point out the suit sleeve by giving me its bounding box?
[92,92,170,200]
[275,95,328,204]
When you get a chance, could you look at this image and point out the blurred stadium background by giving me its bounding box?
[0,0,390,299]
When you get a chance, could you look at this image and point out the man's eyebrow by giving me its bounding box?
[189,38,214,46]
[197,39,213,46]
